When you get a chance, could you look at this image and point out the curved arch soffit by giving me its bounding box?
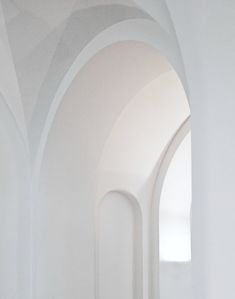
[153,116,191,206]
[33,18,187,185]
[95,69,189,199]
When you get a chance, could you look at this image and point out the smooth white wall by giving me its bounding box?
[97,192,142,299]
[1,1,234,299]
[0,97,30,299]
[165,1,235,298]
[160,262,192,299]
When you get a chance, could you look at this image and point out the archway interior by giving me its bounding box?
[38,41,191,298]
[97,191,142,299]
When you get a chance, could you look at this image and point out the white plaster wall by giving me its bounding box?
[160,262,192,299]
[164,1,235,298]
[97,192,142,299]
[0,1,234,299]
[0,96,30,299]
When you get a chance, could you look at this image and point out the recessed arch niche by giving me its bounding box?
[96,191,142,299]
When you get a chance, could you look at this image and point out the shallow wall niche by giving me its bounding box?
[96,191,142,299]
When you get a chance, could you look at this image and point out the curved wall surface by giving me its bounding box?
[0,1,234,299]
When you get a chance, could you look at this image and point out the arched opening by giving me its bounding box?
[36,40,191,299]
[159,131,192,299]
[96,66,191,299]
[160,132,192,262]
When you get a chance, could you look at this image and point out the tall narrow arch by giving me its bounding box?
[160,131,191,262]
[96,191,143,299]
[151,117,191,298]
[159,130,192,298]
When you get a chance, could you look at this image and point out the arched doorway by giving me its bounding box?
[159,130,192,299]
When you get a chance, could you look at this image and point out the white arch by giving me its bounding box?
[150,116,191,299]
[96,190,143,299]
[31,17,189,299]
[32,18,186,183]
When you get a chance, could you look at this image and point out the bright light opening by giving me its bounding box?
[159,132,192,262]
